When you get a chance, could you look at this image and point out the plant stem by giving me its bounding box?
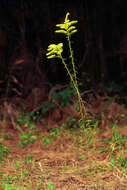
[67,35,77,84]
[60,55,86,120]
[67,35,86,119]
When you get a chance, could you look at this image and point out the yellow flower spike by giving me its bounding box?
[55,12,78,36]
[46,43,63,59]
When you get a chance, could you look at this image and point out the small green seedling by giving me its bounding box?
[24,154,33,163]
[17,111,36,129]
[18,132,37,147]
[50,128,60,137]
[51,82,77,107]
[2,174,17,184]
[21,169,28,177]
[43,137,52,145]
[80,154,85,161]
[110,157,116,167]
[13,162,21,169]
[46,181,56,190]
[0,144,11,163]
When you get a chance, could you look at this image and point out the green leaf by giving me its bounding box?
[122,159,127,167]
[58,43,63,49]
[55,30,67,34]
[47,55,56,59]
[29,136,37,143]
[23,140,29,147]
[70,29,77,35]
[46,51,55,56]
[43,138,51,145]
[68,26,76,32]
[29,123,35,130]
[52,91,59,100]
[56,24,65,29]
[80,155,85,161]
[65,12,70,22]
[65,101,70,106]
[68,118,77,126]
[110,158,115,166]
[48,44,57,50]
[98,147,107,152]
[118,156,123,163]
[68,20,78,26]
[20,135,28,140]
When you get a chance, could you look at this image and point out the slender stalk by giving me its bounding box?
[67,35,86,119]
[67,35,77,84]
[60,55,86,120]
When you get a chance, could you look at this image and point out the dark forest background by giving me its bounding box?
[0,0,126,101]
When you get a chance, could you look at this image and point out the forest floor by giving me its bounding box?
[0,90,127,189]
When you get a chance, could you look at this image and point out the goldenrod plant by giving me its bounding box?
[46,12,86,122]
